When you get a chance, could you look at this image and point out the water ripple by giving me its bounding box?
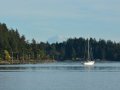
[0,62,120,72]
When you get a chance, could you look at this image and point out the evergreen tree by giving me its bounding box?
[1,22,120,62]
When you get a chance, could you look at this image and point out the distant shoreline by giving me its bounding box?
[0,60,55,65]
[0,59,120,65]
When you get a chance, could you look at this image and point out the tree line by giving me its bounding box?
[0,23,120,63]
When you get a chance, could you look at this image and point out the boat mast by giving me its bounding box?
[87,38,90,60]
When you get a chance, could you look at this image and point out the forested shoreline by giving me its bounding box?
[0,23,120,64]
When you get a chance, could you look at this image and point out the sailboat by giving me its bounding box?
[83,38,95,65]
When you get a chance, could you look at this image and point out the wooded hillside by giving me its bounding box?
[0,23,120,63]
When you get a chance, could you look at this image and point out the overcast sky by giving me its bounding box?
[1,0,120,42]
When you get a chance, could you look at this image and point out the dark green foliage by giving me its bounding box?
[0,23,120,62]
[0,23,27,61]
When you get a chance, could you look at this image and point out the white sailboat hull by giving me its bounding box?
[84,61,95,65]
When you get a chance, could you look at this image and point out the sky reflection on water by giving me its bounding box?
[0,62,120,90]
[0,62,120,72]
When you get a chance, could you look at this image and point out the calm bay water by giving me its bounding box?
[0,62,120,90]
